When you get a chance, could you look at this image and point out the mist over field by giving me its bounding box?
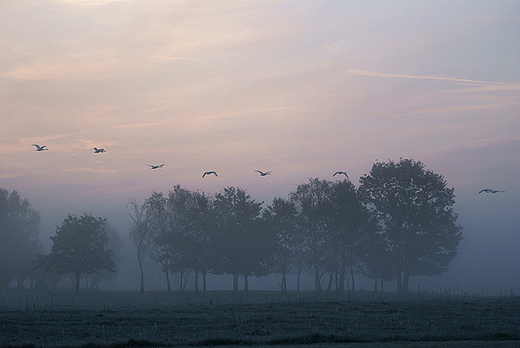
[1,1,519,298]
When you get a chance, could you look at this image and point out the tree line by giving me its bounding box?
[128,158,462,294]
[0,158,462,294]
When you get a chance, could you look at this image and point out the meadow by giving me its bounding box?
[0,290,519,348]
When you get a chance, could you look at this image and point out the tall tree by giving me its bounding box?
[290,178,333,292]
[264,197,299,292]
[164,185,196,291]
[0,189,41,289]
[358,158,462,294]
[213,187,273,291]
[37,214,115,293]
[145,191,174,291]
[182,190,216,293]
[127,198,151,292]
[84,223,123,290]
[326,179,371,293]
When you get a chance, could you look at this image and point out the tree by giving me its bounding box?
[264,197,299,292]
[326,179,371,293]
[290,178,333,292]
[38,214,115,293]
[145,191,175,291]
[358,158,462,294]
[164,185,197,291]
[182,190,216,293]
[84,223,123,290]
[213,187,274,291]
[128,198,151,293]
[0,189,41,289]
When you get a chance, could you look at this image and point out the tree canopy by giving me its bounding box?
[125,159,462,294]
[359,158,463,293]
[38,213,115,293]
[0,188,41,289]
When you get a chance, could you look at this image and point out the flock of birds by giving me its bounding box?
[31,144,506,195]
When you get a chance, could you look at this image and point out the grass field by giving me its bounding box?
[0,290,519,347]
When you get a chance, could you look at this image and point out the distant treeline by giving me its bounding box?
[128,158,462,294]
[0,158,462,294]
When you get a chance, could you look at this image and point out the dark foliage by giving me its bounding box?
[36,213,115,293]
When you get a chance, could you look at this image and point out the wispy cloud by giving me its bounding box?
[0,173,24,179]
[61,167,118,174]
[20,132,82,146]
[55,0,131,6]
[395,103,509,117]
[113,122,166,129]
[148,55,210,62]
[348,69,511,86]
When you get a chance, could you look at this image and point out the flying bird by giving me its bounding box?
[479,188,505,194]
[254,170,271,176]
[202,171,217,178]
[333,171,349,179]
[92,147,106,153]
[148,164,164,170]
[32,144,48,151]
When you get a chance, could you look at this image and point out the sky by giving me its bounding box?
[1,0,519,294]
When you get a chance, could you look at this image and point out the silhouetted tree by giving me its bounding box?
[146,191,174,291]
[165,186,192,291]
[359,158,462,294]
[127,198,151,292]
[37,214,115,293]
[326,179,371,293]
[0,189,41,289]
[290,178,333,292]
[264,197,299,292]
[84,223,123,290]
[182,190,216,293]
[213,187,273,291]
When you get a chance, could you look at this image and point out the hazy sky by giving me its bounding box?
[1,1,519,293]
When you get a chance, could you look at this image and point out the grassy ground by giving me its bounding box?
[0,290,519,347]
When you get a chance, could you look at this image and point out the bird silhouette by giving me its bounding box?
[333,171,349,179]
[148,164,164,170]
[92,147,106,153]
[202,171,217,178]
[479,188,505,194]
[32,144,48,151]
[254,170,271,176]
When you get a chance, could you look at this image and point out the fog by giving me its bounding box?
[9,169,517,297]
[1,1,519,296]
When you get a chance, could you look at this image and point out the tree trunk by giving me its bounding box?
[165,269,171,292]
[244,275,248,292]
[194,271,199,292]
[233,273,239,291]
[396,270,403,294]
[202,272,207,293]
[326,271,333,293]
[350,266,356,292]
[138,255,145,293]
[374,278,378,293]
[402,270,409,294]
[314,265,322,292]
[75,272,81,294]
[281,271,287,292]
[337,271,345,292]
